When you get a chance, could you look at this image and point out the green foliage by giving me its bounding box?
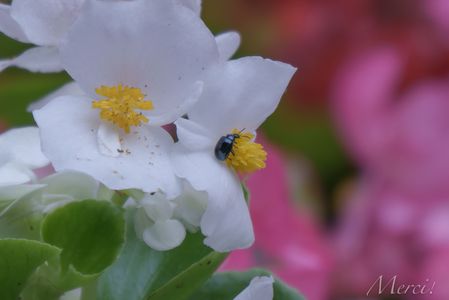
[42,200,125,275]
[189,269,306,300]
[0,239,60,300]
[97,210,228,300]
[9,200,127,300]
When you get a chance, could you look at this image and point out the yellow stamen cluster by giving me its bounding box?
[226,129,267,173]
[92,84,154,133]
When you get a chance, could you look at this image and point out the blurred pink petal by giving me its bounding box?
[333,179,417,296]
[426,0,449,38]
[34,164,54,180]
[415,249,449,300]
[221,140,332,300]
[334,176,449,297]
[333,47,449,195]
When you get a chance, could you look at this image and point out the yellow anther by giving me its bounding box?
[92,84,154,133]
[226,129,267,173]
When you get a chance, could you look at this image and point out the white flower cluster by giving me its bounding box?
[0,0,295,255]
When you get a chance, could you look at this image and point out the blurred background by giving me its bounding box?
[1,0,449,299]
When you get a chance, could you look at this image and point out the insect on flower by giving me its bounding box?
[214,129,249,161]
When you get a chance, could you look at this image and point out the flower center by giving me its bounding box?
[92,84,154,133]
[226,129,267,173]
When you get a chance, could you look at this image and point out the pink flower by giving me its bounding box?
[333,176,449,298]
[425,0,449,40]
[333,178,419,296]
[332,47,449,197]
[220,140,332,300]
[332,44,449,298]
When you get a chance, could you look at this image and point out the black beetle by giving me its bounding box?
[214,133,240,161]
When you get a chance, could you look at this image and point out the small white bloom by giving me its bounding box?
[133,182,207,251]
[0,0,85,72]
[234,276,274,300]
[172,57,296,252]
[33,0,220,197]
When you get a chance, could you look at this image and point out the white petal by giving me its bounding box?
[33,96,182,198]
[147,81,203,126]
[189,57,296,135]
[215,31,241,62]
[10,0,85,46]
[60,288,82,300]
[39,171,100,201]
[142,219,186,251]
[97,123,121,158]
[0,60,10,72]
[174,118,215,151]
[171,145,254,252]
[0,3,28,42]
[173,181,207,230]
[0,46,62,73]
[141,192,173,221]
[134,207,154,240]
[42,198,73,214]
[27,81,85,112]
[60,0,218,121]
[0,162,35,186]
[234,276,274,300]
[0,127,49,169]
[177,0,201,15]
[0,184,44,204]
[0,184,45,218]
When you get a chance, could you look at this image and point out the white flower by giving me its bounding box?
[33,0,220,198]
[0,0,201,73]
[0,0,85,72]
[171,57,296,252]
[0,127,48,187]
[26,31,240,112]
[133,182,207,251]
[234,276,274,300]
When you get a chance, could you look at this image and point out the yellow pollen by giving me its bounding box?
[226,129,267,173]
[92,84,154,133]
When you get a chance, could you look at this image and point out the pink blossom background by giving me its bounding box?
[206,0,449,299]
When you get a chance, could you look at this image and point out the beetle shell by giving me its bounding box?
[214,134,237,161]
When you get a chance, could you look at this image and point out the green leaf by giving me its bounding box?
[41,200,125,275]
[189,269,306,300]
[0,187,46,240]
[97,210,228,300]
[0,239,60,300]
[20,264,97,300]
